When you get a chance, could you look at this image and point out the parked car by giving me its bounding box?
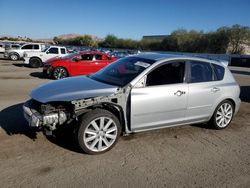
[4,43,45,61]
[23,46,68,68]
[0,43,5,54]
[43,51,117,79]
[23,53,241,154]
[5,43,21,50]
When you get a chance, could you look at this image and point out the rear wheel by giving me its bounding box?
[29,58,42,68]
[210,100,234,129]
[76,109,121,154]
[10,53,19,61]
[53,67,68,79]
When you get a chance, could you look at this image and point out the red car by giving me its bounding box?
[43,51,117,79]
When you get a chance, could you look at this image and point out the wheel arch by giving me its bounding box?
[29,56,42,63]
[77,102,127,133]
[9,52,20,58]
[209,97,237,120]
[53,66,70,76]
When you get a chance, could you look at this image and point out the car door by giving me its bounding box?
[46,47,59,61]
[186,61,222,122]
[130,61,188,131]
[90,54,109,73]
[74,53,94,75]
[20,44,34,56]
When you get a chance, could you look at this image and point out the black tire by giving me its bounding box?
[76,109,121,154]
[10,53,19,61]
[209,100,234,130]
[29,58,42,68]
[52,67,68,80]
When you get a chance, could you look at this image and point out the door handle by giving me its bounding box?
[211,87,220,92]
[174,90,186,96]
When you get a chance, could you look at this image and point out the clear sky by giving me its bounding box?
[0,0,249,40]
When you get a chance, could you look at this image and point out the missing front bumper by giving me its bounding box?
[23,100,67,130]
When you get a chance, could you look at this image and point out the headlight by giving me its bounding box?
[43,111,67,125]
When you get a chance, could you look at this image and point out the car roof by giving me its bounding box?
[133,52,227,67]
[78,51,107,55]
[134,52,180,61]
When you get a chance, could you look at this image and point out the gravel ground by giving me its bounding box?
[0,59,250,188]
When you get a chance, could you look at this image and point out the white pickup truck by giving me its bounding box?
[4,43,45,60]
[24,46,68,68]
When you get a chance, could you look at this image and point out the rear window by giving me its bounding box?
[34,45,39,49]
[60,48,66,54]
[212,64,225,81]
[21,45,33,49]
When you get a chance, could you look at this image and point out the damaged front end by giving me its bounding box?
[23,85,132,135]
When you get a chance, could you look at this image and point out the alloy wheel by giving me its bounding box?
[215,102,233,128]
[83,117,118,152]
[53,67,67,79]
[10,54,18,60]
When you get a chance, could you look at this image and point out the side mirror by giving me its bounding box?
[134,76,147,88]
[74,58,81,62]
[46,51,49,54]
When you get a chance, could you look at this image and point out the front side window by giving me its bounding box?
[21,45,33,49]
[81,54,94,61]
[48,48,59,54]
[146,62,185,86]
[190,61,213,83]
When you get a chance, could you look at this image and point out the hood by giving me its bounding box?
[31,76,118,103]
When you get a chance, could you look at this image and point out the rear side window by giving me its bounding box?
[95,54,102,60]
[21,45,33,49]
[60,48,66,54]
[190,61,214,83]
[146,62,185,86]
[48,47,59,54]
[212,64,225,81]
[34,45,39,49]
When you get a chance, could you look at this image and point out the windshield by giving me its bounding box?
[90,56,155,86]
[61,52,78,59]
[42,47,49,52]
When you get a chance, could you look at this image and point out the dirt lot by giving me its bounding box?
[0,59,250,188]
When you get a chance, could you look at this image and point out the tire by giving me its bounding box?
[53,67,68,80]
[10,53,19,61]
[29,58,42,68]
[209,100,234,130]
[76,109,121,154]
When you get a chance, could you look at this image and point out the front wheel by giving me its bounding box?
[10,53,19,61]
[53,67,68,79]
[29,58,42,68]
[210,100,234,129]
[76,109,121,154]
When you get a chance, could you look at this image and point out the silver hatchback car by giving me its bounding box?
[23,53,241,154]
